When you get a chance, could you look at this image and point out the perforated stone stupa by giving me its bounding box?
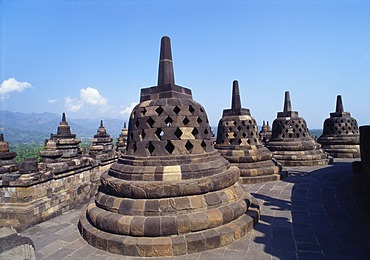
[215,80,281,184]
[266,91,330,166]
[317,95,360,158]
[259,121,272,144]
[89,120,115,163]
[79,36,259,257]
[39,113,81,162]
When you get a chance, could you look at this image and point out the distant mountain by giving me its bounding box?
[0,110,125,145]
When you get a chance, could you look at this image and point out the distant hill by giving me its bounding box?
[0,110,125,145]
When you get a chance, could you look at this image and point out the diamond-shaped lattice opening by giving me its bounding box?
[200,107,204,113]
[146,117,155,128]
[147,142,155,155]
[185,140,194,152]
[201,140,207,151]
[237,126,242,131]
[155,106,164,116]
[233,121,237,126]
[155,128,164,140]
[173,106,181,115]
[233,132,237,138]
[242,132,247,138]
[141,107,147,115]
[192,128,199,137]
[165,141,175,154]
[242,121,246,126]
[204,128,209,135]
[238,139,242,145]
[174,127,183,139]
[197,117,203,124]
[183,117,190,125]
[247,139,251,145]
[189,105,195,114]
[135,118,140,128]
[141,129,146,139]
[165,116,173,126]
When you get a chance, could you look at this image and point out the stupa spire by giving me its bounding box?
[231,80,242,109]
[283,91,292,112]
[336,95,344,113]
[157,36,175,86]
[100,120,104,128]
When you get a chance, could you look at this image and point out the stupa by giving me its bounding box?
[79,36,259,257]
[89,120,115,163]
[115,122,128,155]
[39,113,81,162]
[266,91,330,166]
[317,95,360,158]
[215,80,281,184]
[0,134,18,176]
[259,120,272,144]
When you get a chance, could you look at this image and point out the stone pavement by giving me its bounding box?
[20,159,370,260]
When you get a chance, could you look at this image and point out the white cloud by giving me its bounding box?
[47,99,58,104]
[0,78,32,99]
[64,87,108,113]
[119,102,138,116]
[65,97,83,112]
[80,87,107,105]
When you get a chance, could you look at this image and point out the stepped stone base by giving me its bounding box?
[78,195,260,257]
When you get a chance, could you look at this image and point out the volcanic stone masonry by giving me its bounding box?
[89,120,116,164]
[39,113,82,163]
[116,122,128,155]
[265,91,331,166]
[215,80,282,184]
[78,36,260,257]
[317,95,360,158]
[0,133,18,179]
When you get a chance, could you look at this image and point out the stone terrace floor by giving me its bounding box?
[21,159,370,260]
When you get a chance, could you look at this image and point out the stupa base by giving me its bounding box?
[78,197,260,257]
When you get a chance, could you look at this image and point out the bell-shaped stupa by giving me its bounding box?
[39,113,81,162]
[79,37,259,257]
[0,134,18,176]
[317,95,360,158]
[89,120,115,163]
[259,121,272,145]
[115,122,128,155]
[266,91,330,166]
[215,80,281,183]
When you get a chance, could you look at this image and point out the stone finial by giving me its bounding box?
[140,36,192,102]
[262,121,266,126]
[157,36,175,86]
[0,133,4,142]
[100,120,104,128]
[124,122,126,128]
[336,95,344,113]
[283,91,292,112]
[231,80,242,109]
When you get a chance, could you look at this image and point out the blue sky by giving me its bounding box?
[1,0,369,128]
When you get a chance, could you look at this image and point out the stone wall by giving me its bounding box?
[0,161,114,231]
[360,126,370,196]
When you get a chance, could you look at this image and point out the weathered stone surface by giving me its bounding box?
[79,36,259,256]
[266,91,331,166]
[0,227,36,260]
[89,120,116,164]
[318,95,360,158]
[215,80,282,183]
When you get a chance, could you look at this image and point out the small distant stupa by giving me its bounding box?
[259,120,272,144]
[39,113,81,162]
[215,80,282,183]
[266,91,330,166]
[317,95,360,158]
[89,120,115,162]
[0,133,18,176]
[116,122,128,155]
